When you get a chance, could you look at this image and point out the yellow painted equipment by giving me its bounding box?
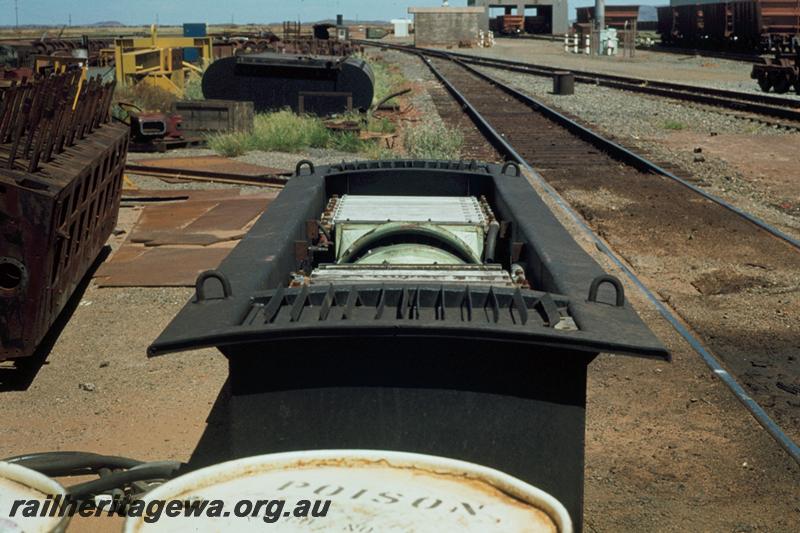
[114,25,212,95]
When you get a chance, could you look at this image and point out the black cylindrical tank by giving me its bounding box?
[202,53,375,116]
[553,71,575,95]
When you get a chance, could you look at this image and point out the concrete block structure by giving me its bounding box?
[467,0,569,35]
[408,7,487,47]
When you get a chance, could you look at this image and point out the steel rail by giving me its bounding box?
[399,46,800,465]
[639,45,764,64]
[364,41,800,251]
[362,41,800,118]
[457,57,800,122]
[454,58,800,250]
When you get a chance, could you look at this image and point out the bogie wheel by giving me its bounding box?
[757,76,772,92]
[772,75,792,94]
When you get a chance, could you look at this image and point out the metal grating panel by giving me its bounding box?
[331,195,486,225]
[241,285,570,329]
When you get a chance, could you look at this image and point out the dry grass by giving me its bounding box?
[206,110,402,158]
[366,56,408,107]
[403,121,463,159]
[113,82,178,113]
[207,110,353,156]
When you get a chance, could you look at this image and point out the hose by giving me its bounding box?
[66,462,182,499]
[484,220,500,263]
[3,452,183,499]
[4,451,143,477]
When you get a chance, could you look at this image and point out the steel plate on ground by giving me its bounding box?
[125,156,290,185]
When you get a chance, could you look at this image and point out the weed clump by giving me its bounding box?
[403,121,463,159]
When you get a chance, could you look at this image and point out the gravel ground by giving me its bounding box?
[377,50,441,120]
[3,47,797,532]
[476,67,791,139]
[460,39,800,100]
[373,49,502,161]
[387,49,800,529]
[475,64,800,238]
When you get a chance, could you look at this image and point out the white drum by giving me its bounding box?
[0,461,69,533]
[123,450,572,533]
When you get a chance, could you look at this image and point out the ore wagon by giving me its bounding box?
[658,0,800,52]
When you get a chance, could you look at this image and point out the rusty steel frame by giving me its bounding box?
[0,71,129,360]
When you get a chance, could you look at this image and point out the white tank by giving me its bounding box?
[0,461,69,533]
[123,450,572,532]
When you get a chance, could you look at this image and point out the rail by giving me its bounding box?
[360,41,800,122]
[369,42,800,465]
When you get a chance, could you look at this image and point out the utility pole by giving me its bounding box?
[594,0,605,33]
[14,0,19,30]
[594,0,605,56]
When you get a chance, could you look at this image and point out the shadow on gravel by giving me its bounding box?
[0,246,111,392]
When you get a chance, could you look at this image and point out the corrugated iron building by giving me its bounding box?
[467,0,570,35]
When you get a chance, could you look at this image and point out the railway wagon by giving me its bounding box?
[150,160,668,531]
[489,14,526,35]
[576,5,641,30]
[658,0,800,52]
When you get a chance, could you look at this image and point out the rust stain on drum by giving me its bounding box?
[157,456,560,532]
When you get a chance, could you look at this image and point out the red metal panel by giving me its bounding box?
[659,1,800,50]
[577,5,641,29]
[758,0,800,31]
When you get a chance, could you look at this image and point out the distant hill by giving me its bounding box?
[314,19,389,26]
[88,21,125,27]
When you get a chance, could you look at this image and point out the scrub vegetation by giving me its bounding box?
[206,110,396,157]
[205,52,411,157]
[663,119,686,130]
[367,56,408,107]
[113,82,178,113]
[200,53,452,159]
[403,120,463,159]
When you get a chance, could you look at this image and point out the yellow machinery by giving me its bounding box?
[30,55,89,110]
[114,25,212,94]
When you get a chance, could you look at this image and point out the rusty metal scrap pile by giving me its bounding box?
[213,36,363,59]
[0,71,129,360]
[0,73,116,172]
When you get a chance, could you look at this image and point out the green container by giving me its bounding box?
[366,27,389,39]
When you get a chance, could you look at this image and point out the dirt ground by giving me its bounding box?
[448,38,764,88]
[660,132,800,214]
[2,167,798,532]
[2,43,800,532]
[526,167,800,533]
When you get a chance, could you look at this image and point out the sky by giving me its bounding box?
[0,0,665,27]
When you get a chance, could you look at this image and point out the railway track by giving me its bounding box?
[644,46,764,64]
[516,35,765,64]
[375,45,800,461]
[364,41,800,122]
